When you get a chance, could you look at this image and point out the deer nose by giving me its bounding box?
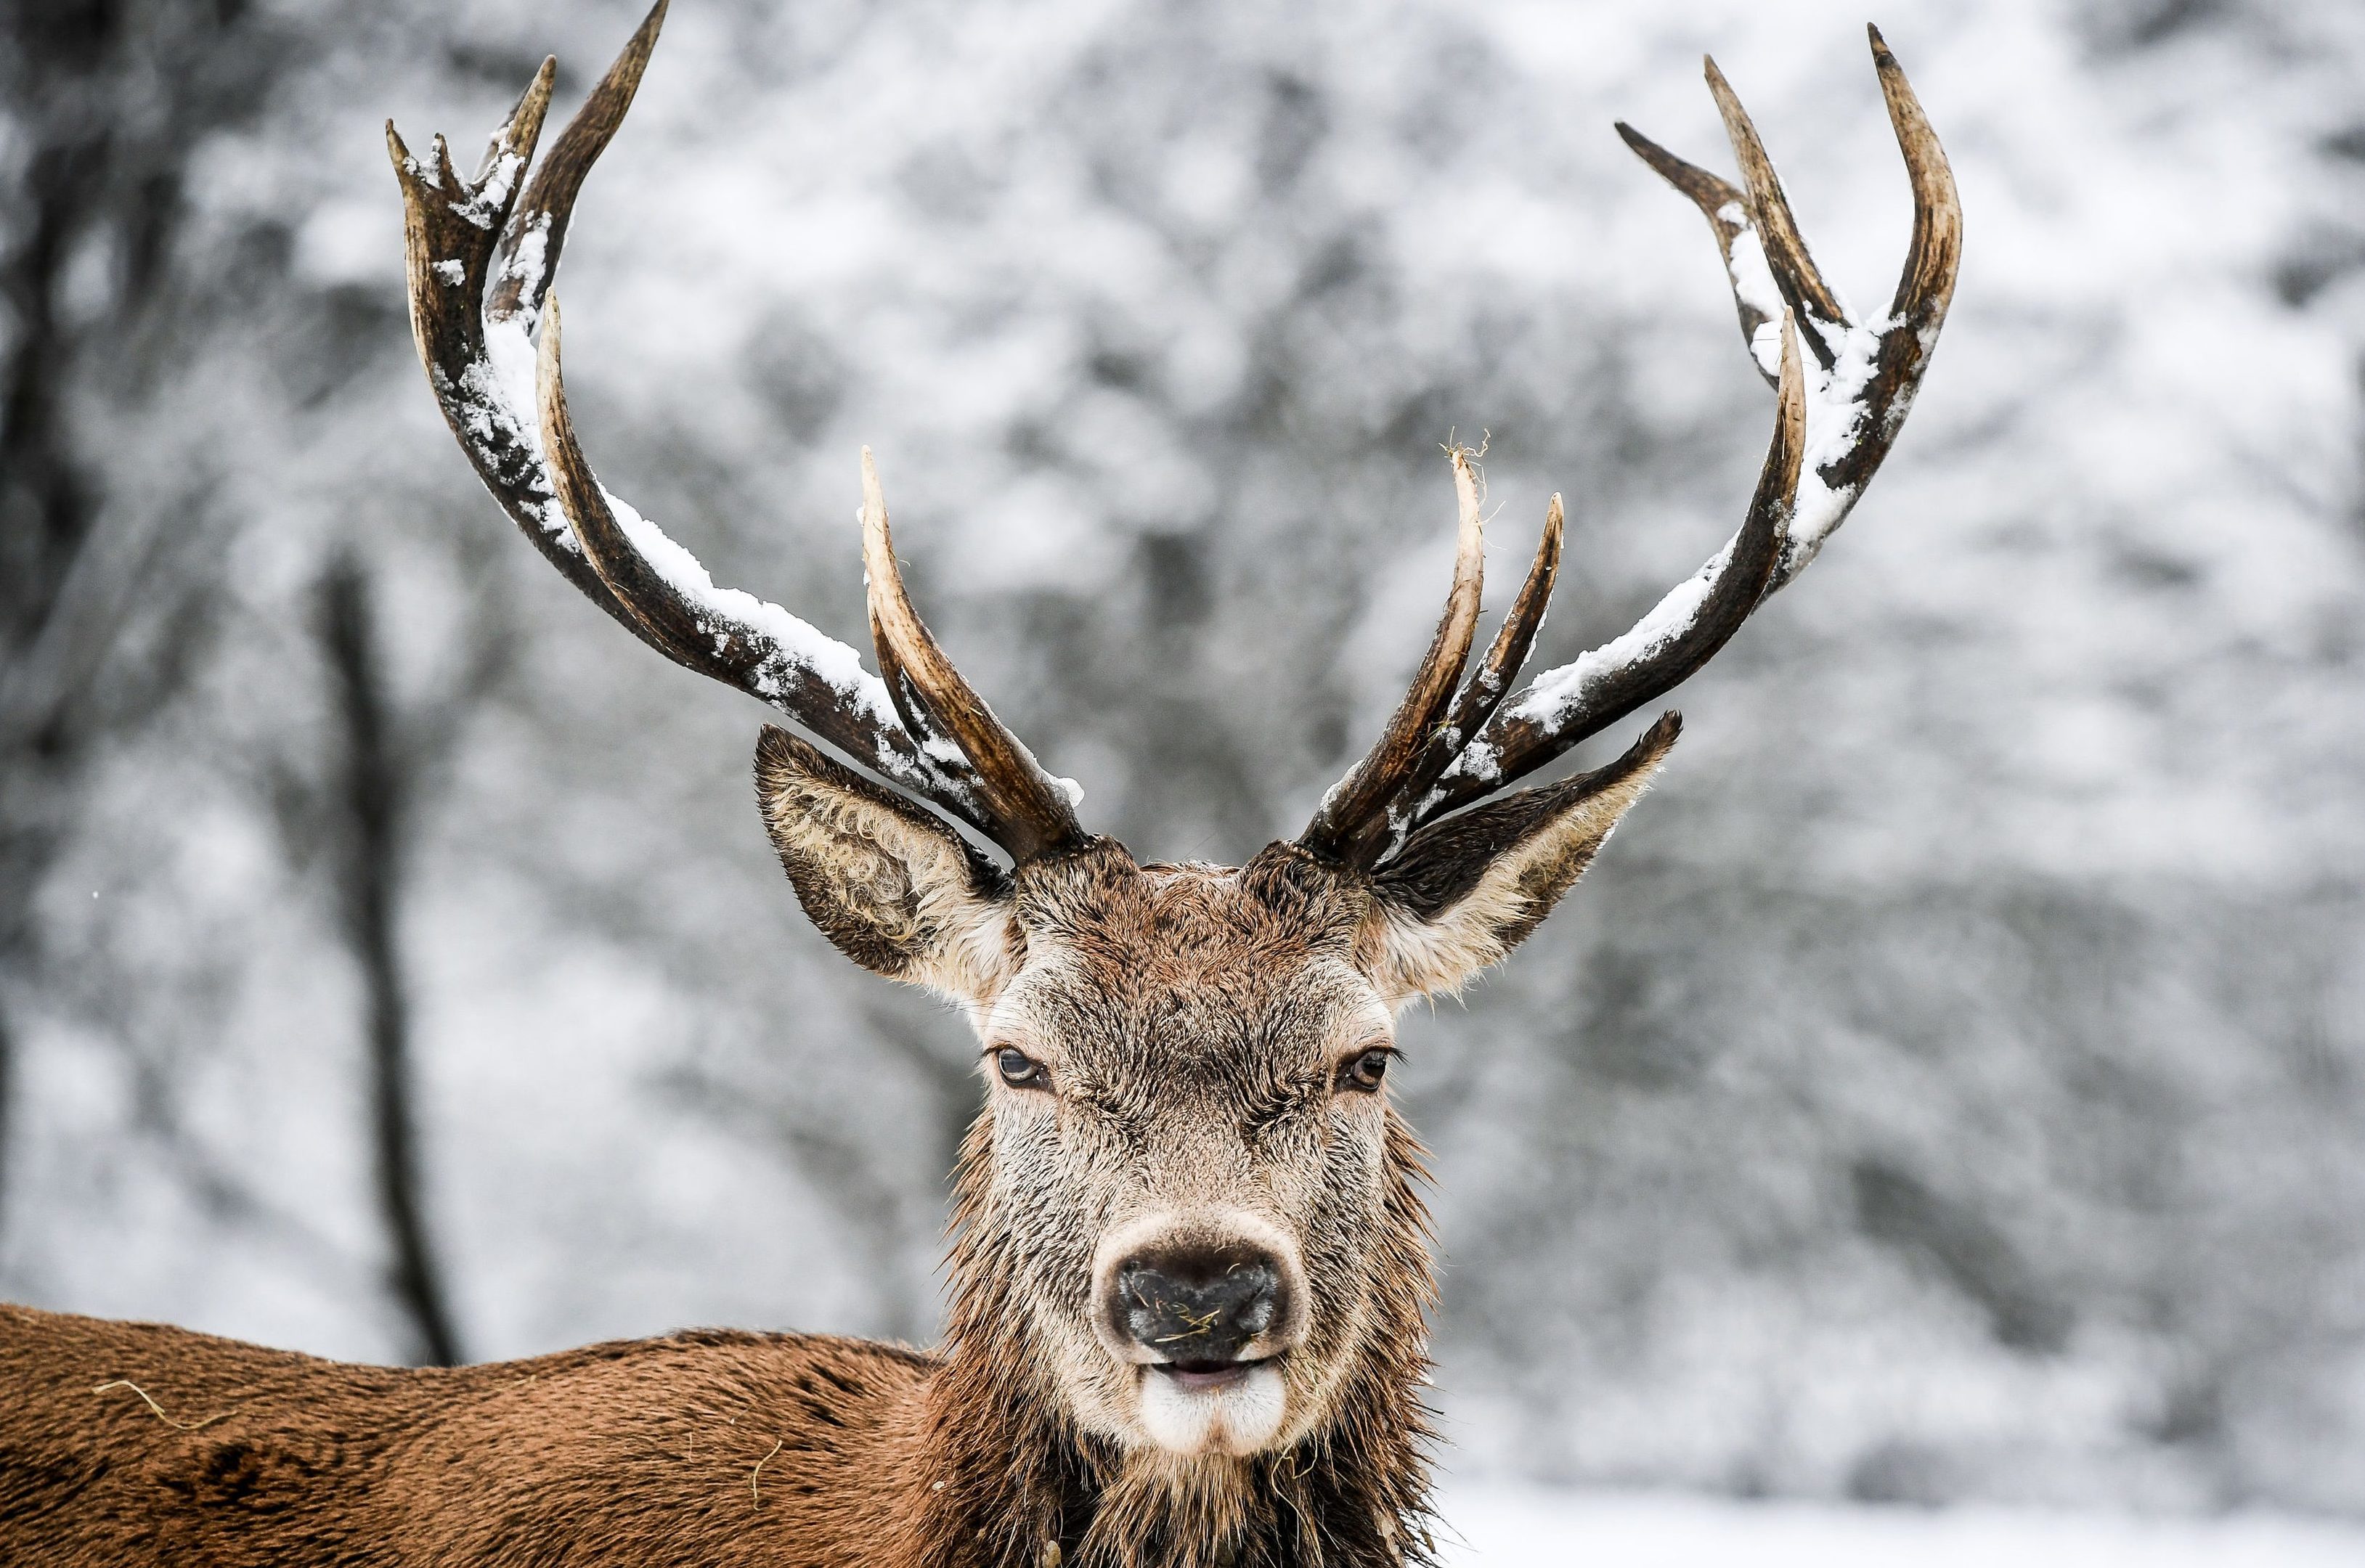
[1110,1244,1285,1363]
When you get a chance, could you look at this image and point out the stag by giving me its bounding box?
[0,6,1958,1564]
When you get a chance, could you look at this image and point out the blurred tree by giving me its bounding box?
[312,552,508,1366]
[0,0,286,1232]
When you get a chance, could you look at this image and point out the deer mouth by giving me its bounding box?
[1149,1355,1274,1392]
[1136,1355,1291,1453]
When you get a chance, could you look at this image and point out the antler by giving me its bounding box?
[388,1,1085,859]
[1301,25,1960,869]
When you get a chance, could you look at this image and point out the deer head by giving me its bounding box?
[391,0,1956,1547]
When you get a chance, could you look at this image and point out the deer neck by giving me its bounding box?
[911,1122,1438,1568]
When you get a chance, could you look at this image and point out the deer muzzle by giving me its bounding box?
[1115,1250,1281,1377]
[1093,1213,1306,1374]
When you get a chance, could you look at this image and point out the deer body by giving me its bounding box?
[0,1307,940,1566]
[0,7,1959,1565]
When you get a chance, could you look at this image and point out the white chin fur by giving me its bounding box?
[1137,1364,1287,1456]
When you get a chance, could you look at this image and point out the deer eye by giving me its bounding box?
[993,1047,1049,1090]
[1337,1048,1393,1095]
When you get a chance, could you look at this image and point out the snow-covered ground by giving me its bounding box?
[1436,1483,2365,1567]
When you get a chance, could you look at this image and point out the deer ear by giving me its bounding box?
[754,725,1022,1003]
[1356,714,1680,1003]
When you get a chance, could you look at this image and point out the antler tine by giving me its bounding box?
[1873,25,1963,335]
[1772,25,1961,591]
[488,0,667,329]
[390,58,606,617]
[1298,446,1489,862]
[1335,492,1563,868]
[860,452,1087,861]
[1611,123,1774,389]
[1702,56,1849,370]
[1409,312,1807,833]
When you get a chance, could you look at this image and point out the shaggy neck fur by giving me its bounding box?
[915,1116,1441,1568]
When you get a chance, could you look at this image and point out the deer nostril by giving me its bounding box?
[1110,1248,1285,1363]
[1234,1281,1274,1337]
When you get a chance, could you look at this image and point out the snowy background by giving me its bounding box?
[3,0,2363,1546]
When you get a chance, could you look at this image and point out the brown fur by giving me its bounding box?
[0,715,1665,1567]
[0,1302,939,1565]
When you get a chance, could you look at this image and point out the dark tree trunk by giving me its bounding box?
[319,558,463,1368]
